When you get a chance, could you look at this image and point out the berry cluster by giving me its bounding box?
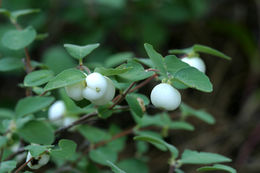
[66,72,115,105]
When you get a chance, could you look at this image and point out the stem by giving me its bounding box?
[55,112,97,135]
[129,73,158,93]
[94,126,135,149]
[14,157,33,173]
[24,48,33,73]
[0,148,3,164]
[109,82,136,109]
[168,165,176,173]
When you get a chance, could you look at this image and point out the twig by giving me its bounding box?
[129,73,158,93]
[94,126,135,149]
[77,64,91,74]
[109,82,137,109]
[14,157,33,173]
[168,165,176,173]
[71,126,135,168]
[24,48,33,73]
[55,112,97,135]
[40,91,48,96]
[0,148,3,165]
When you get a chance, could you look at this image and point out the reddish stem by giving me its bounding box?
[14,157,33,173]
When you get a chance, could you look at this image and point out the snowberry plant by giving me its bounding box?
[0,8,237,173]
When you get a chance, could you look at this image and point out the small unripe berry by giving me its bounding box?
[65,81,85,101]
[48,100,65,121]
[82,72,108,101]
[26,152,50,169]
[91,76,115,105]
[150,83,181,111]
[181,57,206,73]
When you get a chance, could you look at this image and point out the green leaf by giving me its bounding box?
[24,145,49,157]
[0,8,10,18]
[130,93,150,105]
[193,44,231,60]
[10,9,40,22]
[78,125,110,143]
[144,43,167,74]
[24,70,54,87]
[0,108,15,119]
[139,114,194,131]
[164,55,189,75]
[89,146,118,166]
[134,58,153,68]
[0,160,16,173]
[105,52,134,67]
[169,47,193,54]
[97,104,113,119]
[0,57,24,72]
[117,60,154,82]
[107,161,126,173]
[180,149,232,165]
[174,67,213,92]
[126,94,144,118]
[118,158,149,173]
[134,135,178,159]
[2,26,36,50]
[0,136,8,148]
[44,68,85,91]
[169,121,195,131]
[17,120,54,145]
[169,45,231,60]
[197,164,236,173]
[64,43,100,60]
[50,139,77,159]
[180,103,215,124]
[42,46,77,74]
[15,96,54,117]
[94,66,131,76]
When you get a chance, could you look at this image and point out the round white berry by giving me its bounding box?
[91,77,115,105]
[48,100,66,121]
[82,72,108,101]
[26,152,50,169]
[150,83,181,111]
[181,57,206,73]
[65,81,85,101]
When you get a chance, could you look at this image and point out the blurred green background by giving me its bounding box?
[0,0,260,172]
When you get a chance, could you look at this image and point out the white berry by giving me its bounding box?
[82,72,108,101]
[91,76,115,105]
[48,100,66,121]
[65,81,85,101]
[181,57,206,73]
[150,83,181,111]
[26,152,50,169]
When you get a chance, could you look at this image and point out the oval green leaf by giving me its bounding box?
[64,43,100,60]
[193,44,231,60]
[2,26,36,50]
[50,139,77,159]
[24,70,54,87]
[15,96,54,117]
[17,120,54,145]
[174,67,213,92]
[0,57,24,72]
[134,135,178,159]
[180,149,232,165]
[197,164,236,173]
[44,68,86,91]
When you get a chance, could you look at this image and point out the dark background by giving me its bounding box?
[0,0,260,172]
